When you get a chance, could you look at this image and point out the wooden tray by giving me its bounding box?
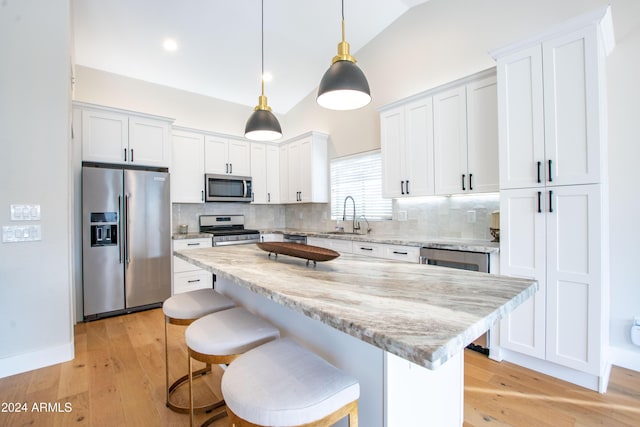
[256,242,340,263]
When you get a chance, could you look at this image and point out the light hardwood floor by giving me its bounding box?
[0,308,638,426]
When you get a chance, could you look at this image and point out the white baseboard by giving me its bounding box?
[609,346,640,372]
[0,342,74,379]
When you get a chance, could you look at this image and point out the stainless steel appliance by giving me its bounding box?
[82,163,171,320]
[419,247,491,354]
[204,174,252,202]
[199,214,260,246]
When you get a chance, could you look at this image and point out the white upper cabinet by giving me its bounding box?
[433,74,498,195]
[80,104,171,167]
[204,135,251,176]
[250,142,280,204]
[171,129,205,203]
[497,27,604,189]
[281,132,328,203]
[381,96,435,198]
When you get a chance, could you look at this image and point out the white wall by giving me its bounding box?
[0,0,74,377]
[73,0,640,369]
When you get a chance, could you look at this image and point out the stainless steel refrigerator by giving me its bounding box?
[82,164,171,320]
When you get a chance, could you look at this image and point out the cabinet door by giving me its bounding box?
[497,45,545,189]
[433,86,468,195]
[543,29,601,186]
[499,188,546,359]
[171,130,205,203]
[287,141,302,202]
[380,106,405,198]
[279,145,290,203]
[545,184,601,374]
[82,109,128,164]
[128,117,170,167]
[227,139,251,176]
[405,97,435,196]
[466,76,499,193]
[250,143,267,204]
[265,144,280,203]
[298,138,313,202]
[204,135,229,174]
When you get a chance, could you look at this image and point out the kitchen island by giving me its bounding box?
[174,244,536,426]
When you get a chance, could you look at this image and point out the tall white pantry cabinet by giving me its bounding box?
[492,7,614,392]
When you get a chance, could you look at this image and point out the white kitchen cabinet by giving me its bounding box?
[171,129,205,203]
[382,244,420,263]
[173,238,213,294]
[306,237,353,254]
[493,8,613,390]
[260,233,284,243]
[251,142,280,204]
[497,28,605,190]
[80,104,171,167]
[205,135,251,176]
[281,132,328,203]
[433,75,498,195]
[380,96,435,198]
[500,185,604,375]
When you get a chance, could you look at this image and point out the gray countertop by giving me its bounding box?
[174,245,535,370]
[172,229,499,253]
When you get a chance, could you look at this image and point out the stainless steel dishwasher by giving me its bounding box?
[419,247,491,355]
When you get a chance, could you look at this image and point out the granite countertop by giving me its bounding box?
[260,228,500,253]
[174,245,535,370]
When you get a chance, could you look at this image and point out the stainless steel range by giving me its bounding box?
[199,214,260,246]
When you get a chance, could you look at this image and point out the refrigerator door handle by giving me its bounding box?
[118,195,124,264]
[125,193,130,264]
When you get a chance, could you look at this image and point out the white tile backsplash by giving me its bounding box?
[176,193,499,240]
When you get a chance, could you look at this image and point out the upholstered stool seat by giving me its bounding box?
[162,289,235,413]
[221,338,360,427]
[186,306,280,426]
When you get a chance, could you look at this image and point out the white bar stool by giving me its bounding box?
[185,306,280,427]
[162,288,235,413]
[221,338,360,427]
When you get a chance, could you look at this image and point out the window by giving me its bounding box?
[330,150,392,220]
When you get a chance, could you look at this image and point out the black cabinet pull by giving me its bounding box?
[406,180,410,194]
[187,279,201,283]
[130,149,134,162]
[537,161,542,183]
[548,159,553,182]
[469,174,473,191]
[201,190,204,202]
[537,191,542,213]
[393,251,408,255]
[461,174,466,191]
[401,180,405,195]
[549,190,553,213]
[229,163,233,174]
[187,243,201,246]
[124,148,127,162]
[360,247,373,251]
[267,192,271,203]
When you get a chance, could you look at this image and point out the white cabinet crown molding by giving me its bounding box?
[489,5,614,60]
[73,101,174,123]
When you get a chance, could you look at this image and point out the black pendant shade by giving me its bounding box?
[244,107,282,141]
[317,59,371,110]
[244,0,282,141]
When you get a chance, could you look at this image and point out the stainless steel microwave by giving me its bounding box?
[204,174,252,202]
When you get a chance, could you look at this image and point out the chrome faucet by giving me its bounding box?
[342,196,359,233]
[358,215,371,234]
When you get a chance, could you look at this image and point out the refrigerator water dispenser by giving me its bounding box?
[90,212,118,247]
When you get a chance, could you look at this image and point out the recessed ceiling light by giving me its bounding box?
[163,38,178,52]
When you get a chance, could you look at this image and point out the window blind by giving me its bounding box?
[330,150,392,220]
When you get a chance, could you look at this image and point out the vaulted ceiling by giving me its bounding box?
[72,0,430,113]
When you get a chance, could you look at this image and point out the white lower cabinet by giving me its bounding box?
[499,184,605,377]
[306,237,353,254]
[173,238,213,294]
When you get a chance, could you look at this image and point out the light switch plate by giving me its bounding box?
[2,225,42,243]
[10,204,41,221]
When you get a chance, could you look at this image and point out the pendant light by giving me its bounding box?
[245,0,282,141]
[317,0,371,111]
